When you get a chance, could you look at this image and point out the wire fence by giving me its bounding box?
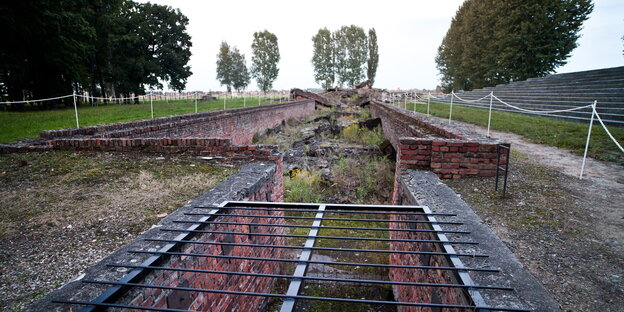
[0,90,292,126]
[379,91,624,179]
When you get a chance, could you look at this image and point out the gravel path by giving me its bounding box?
[443,120,624,311]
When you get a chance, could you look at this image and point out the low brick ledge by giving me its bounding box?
[39,100,312,139]
[397,137,510,179]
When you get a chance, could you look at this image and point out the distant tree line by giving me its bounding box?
[436,0,593,92]
[216,30,280,94]
[0,0,192,109]
[311,26,379,89]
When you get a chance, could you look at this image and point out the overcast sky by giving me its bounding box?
[138,0,624,92]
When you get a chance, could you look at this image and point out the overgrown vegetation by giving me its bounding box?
[284,155,394,205]
[340,124,385,146]
[0,97,281,143]
[0,151,235,311]
[405,101,624,164]
[284,170,327,203]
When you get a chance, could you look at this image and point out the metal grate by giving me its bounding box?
[54,201,530,312]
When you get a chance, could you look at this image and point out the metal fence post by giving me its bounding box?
[448,91,454,125]
[579,100,597,179]
[487,91,494,137]
[427,92,431,116]
[150,92,154,119]
[73,92,80,128]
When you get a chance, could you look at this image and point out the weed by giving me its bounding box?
[331,155,394,204]
[284,170,327,203]
[339,124,385,147]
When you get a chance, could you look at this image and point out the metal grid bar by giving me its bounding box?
[147,236,479,247]
[195,205,457,216]
[64,280,530,311]
[281,204,325,312]
[75,203,226,312]
[56,201,529,312]
[106,264,504,283]
[183,212,464,224]
[126,250,502,278]
[171,219,471,234]
[424,205,490,309]
[161,228,471,237]
[130,245,488,257]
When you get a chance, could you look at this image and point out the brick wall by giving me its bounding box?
[370,101,508,179]
[389,179,472,311]
[397,138,508,179]
[370,102,462,147]
[39,100,316,145]
[119,163,285,311]
[51,137,282,163]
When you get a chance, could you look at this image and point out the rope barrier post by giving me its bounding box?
[448,91,454,125]
[579,100,597,179]
[427,92,431,116]
[224,92,226,110]
[487,91,494,137]
[149,92,154,119]
[72,92,80,128]
[195,92,198,113]
[244,92,246,107]
[404,93,407,109]
[412,92,415,113]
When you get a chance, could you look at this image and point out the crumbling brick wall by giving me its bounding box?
[389,179,472,311]
[370,102,508,179]
[51,137,282,163]
[39,100,315,145]
[119,162,285,311]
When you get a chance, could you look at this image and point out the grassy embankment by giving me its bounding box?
[0,96,284,143]
[397,101,624,165]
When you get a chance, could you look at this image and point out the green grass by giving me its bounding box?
[400,101,624,165]
[0,96,284,143]
[340,124,385,146]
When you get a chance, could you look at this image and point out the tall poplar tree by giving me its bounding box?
[334,25,368,88]
[311,28,335,90]
[367,28,379,86]
[251,30,280,93]
[216,41,234,93]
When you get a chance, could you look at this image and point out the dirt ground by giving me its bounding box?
[0,151,236,311]
[444,121,624,312]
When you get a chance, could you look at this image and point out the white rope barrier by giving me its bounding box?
[79,94,142,101]
[594,106,624,153]
[452,92,492,103]
[492,94,592,114]
[384,90,622,180]
[0,94,74,104]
